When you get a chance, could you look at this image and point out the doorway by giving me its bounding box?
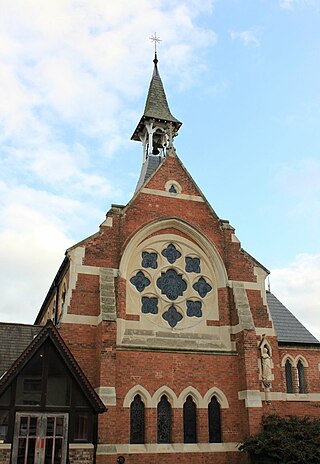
[12,413,68,464]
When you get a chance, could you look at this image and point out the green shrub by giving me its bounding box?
[239,415,320,464]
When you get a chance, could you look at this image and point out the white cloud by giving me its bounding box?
[279,0,316,9]
[230,29,260,47]
[271,253,320,341]
[0,0,216,323]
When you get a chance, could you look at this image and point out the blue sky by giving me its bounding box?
[0,0,320,338]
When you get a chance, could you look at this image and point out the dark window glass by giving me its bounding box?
[208,396,222,443]
[183,395,197,443]
[130,395,145,444]
[16,348,43,406]
[46,345,71,406]
[285,360,294,393]
[157,395,171,443]
[74,413,89,441]
[0,410,9,440]
[0,386,11,406]
[297,361,306,393]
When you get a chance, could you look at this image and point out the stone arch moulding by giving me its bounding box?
[177,387,202,408]
[119,217,228,288]
[123,385,152,408]
[294,355,309,367]
[203,387,229,409]
[281,354,295,367]
[151,386,178,408]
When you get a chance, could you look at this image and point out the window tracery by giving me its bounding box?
[128,237,216,330]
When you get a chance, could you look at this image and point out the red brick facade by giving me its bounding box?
[34,152,320,463]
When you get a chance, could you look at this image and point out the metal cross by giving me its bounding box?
[149,33,162,53]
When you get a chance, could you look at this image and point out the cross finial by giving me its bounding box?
[150,33,162,54]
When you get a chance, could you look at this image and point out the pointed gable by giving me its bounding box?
[0,321,105,413]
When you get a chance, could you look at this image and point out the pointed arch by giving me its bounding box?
[281,354,295,367]
[152,385,178,408]
[123,385,152,408]
[285,359,294,393]
[157,395,172,443]
[208,396,222,443]
[119,218,228,288]
[203,387,229,409]
[130,394,145,444]
[297,360,307,394]
[183,395,197,443]
[294,355,308,367]
[177,386,202,408]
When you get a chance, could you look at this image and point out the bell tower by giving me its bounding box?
[131,51,182,191]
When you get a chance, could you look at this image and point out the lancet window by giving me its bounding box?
[208,396,222,443]
[157,395,171,443]
[183,396,197,443]
[130,395,145,444]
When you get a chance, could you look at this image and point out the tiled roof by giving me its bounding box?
[0,323,41,376]
[267,291,320,345]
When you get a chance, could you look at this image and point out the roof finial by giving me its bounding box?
[267,277,271,292]
[149,32,161,64]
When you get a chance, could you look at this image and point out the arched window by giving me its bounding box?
[208,396,222,443]
[297,360,306,393]
[285,360,294,393]
[157,395,171,443]
[183,395,197,443]
[130,395,145,444]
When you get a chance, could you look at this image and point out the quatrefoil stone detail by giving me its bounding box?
[161,243,181,264]
[193,277,212,298]
[162,305,183,328]
[130,271,151,292]
[157,269,187,301]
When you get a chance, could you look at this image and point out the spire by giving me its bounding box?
[132,47,182,192]
[131,54,182,142]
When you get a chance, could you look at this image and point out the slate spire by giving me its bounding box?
[132,53,182,191]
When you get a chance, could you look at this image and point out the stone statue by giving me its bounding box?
[261,346,272,383]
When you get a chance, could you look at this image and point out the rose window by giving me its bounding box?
[128,239,215,329]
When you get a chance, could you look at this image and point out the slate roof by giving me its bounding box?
[131,54,182,141]
[135,154,163,192]
[0,323,41,376]
[267,291,320,345]
[0,321,106,413]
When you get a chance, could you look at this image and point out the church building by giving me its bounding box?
[0,53,320,464]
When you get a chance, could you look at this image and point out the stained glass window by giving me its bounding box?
[285,360,294,393]
[297,361,306,394]
[208,396,222,443]
[130,395,145,444]
[183,395,197,443]
[157,395,171,443]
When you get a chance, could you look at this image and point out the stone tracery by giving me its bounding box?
[129,240,214,329]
